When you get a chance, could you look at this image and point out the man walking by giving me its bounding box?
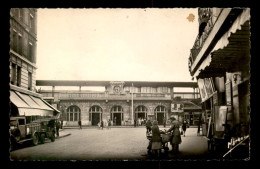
[55,120,61,137]
[78,120,82,129]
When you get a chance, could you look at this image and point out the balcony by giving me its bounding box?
[189,8,223,72]
[40,90,200,102]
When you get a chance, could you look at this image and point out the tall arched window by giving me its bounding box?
[155,106,166,113]
[89,105,103,126]
[89,105,102,113]
[66,105,81,122]
[154,106,166,125]
[135,105,148,119]
[111,105,124,126]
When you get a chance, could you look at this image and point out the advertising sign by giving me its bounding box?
[198,79,208,102]
[171,103,183,112]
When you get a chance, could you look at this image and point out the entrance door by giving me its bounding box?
[157,113,164,125]
[113,113,121,126]
[92,113,100,126]
[137,113,145,119]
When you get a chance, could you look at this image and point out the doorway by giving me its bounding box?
[92,113,100,126]
[113,113,121,126]
[157,113,164,125]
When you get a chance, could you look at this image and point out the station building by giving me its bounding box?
[36,80,202,126]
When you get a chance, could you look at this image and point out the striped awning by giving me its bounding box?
[10,90,60,116]
[194,9,250,79]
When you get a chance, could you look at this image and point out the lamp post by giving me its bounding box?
[131,83,134,125]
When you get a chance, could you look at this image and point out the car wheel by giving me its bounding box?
[40,134,45,144]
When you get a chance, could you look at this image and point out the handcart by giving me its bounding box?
[146,130,171,155]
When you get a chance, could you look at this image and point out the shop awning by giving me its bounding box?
[194,9,250,79]
[10,90,59,116]
[183,101,202,112]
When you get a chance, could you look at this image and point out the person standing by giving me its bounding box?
[78,120,82,129]
[151,120,163,158]
[146,119,152,133]
[167,116,182,153]
[60,120,63,129]
[182,120,187,137]
[114,117,117,126]
[108,119,111,129]
[197,115,202,136]
[134,119,136,127]
[163,117,166,128]
[101,120,104,130]
[55,120,61,137]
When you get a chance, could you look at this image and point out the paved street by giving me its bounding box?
[10,127,210,160]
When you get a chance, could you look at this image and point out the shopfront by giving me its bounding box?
[188,8,250,156]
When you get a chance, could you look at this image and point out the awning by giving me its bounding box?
[18,108,53,116]
[194,8,250,79]
[10,90,59,116]
[183,101,202,112]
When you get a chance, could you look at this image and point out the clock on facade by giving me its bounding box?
[113,86,120,93]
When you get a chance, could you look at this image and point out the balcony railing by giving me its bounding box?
[40,91,200,100]
[189,8,223,70]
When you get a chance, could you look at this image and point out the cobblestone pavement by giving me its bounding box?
[10,127,210,161]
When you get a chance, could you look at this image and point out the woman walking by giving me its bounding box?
[182,120,187,137]
[167,116,182,153]
[151,120,163,158]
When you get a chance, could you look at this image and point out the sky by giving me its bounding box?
[36,8,199,87]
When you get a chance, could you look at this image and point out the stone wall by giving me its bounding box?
[59,99,172,126]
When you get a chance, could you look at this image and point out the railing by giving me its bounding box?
[41,91,200,100]
[189,8,223,69]
[135,93,167,97]
[173,93,200,99]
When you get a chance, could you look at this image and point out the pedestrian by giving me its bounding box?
[60,120,63,129]
[151,120,164,158]
[145,119,152,133]
[182,120,187,137]
[197,115,202,136]
[101,120,104,130]
[108,119,111,129]
[134,119,136,127]
[144,118,147,125]
[78,120,82,129]
[163,117,166,128]
[167,116,182,153]
[55,120,61,137]
[114,117,117,126]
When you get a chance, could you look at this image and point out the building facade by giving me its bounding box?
[37,80,201,126]
[9,8,59,119]
[10,8,37,91]
[188,8,250,156]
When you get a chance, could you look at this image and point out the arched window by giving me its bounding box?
[111,105,124,125]
[89,105,103,113]
[66,105,81,122]
[89,105,103,124]
[135,105,148,112]
[111,106,123,113]
[154,106,167,125]
[135,105,148,119]
[155,106,166,113]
